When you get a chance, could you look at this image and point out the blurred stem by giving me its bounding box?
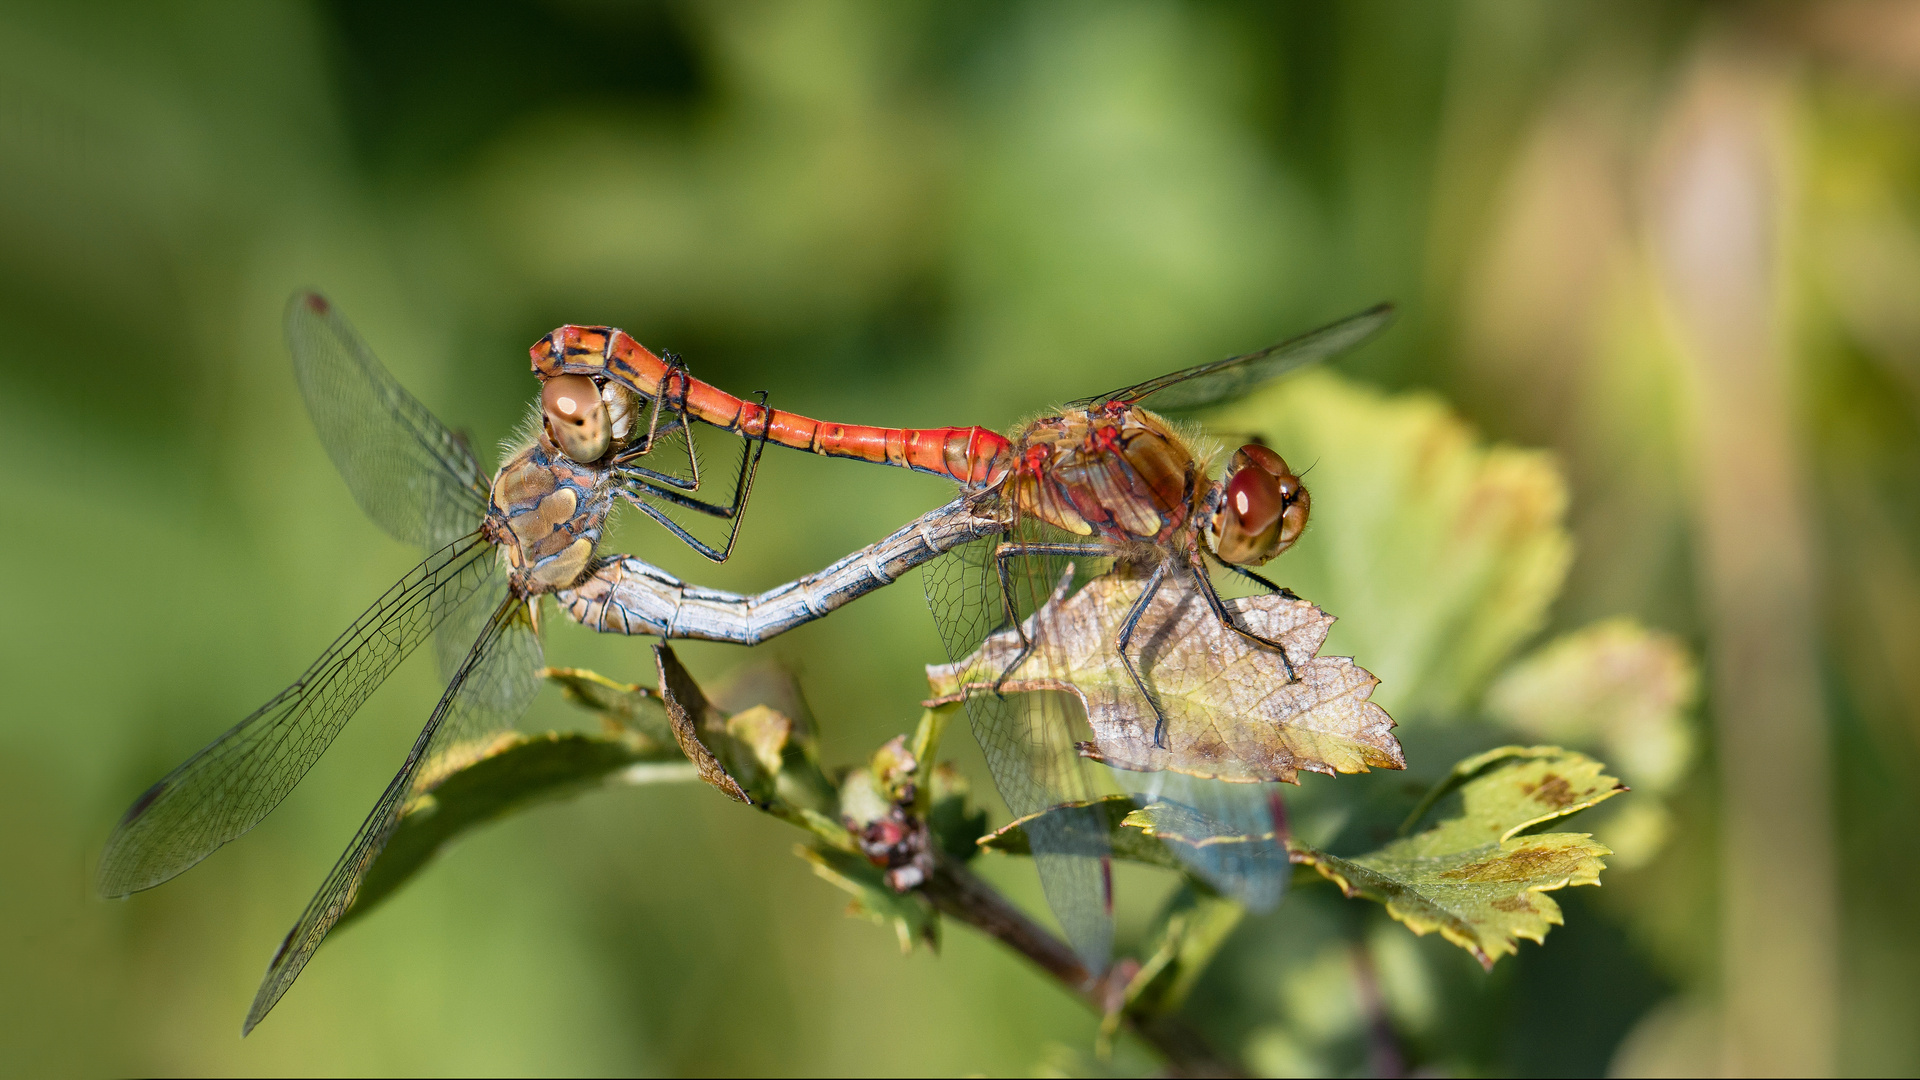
[1652,46,1837,1075]
[922,853,1245,1079]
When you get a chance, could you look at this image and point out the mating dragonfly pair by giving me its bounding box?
[97,292,1393,1032]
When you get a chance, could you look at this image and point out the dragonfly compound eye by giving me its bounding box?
[1227,467,1283,536]
[1212,444,1308,566]
[1234,443,1289,479]
[542,374,612,462]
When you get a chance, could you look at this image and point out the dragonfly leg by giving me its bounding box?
[616,394,770,562]
[611,354,703,488]
[989,540,1116,693]
[1189,552,1297,681]
[1214,556,1302,602]
[612,409,700,491]
[1113,559,1173,748]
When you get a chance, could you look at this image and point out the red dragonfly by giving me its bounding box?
[533,305,1394,961]
[96,294,1009,1034]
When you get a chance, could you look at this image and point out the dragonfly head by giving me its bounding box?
[1210,444,1309,566]
[542,374,613,463]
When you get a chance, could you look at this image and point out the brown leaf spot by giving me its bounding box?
[1491,894,1536,913]
[1438,843,1582,882]
[1522,773,1575,808]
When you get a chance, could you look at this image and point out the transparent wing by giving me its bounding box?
[924,517,1117,967]
[1070,303,1394,413]
[1108,771,1291,913]
[286,292,490,550]
[245,598,543,1035]
[96,535,501,898]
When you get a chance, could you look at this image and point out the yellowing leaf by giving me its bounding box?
[543,666,675,748]
[1295,747,1624,967]
[1485,618,1698,793]
[1203,371,1573,719]
[927,572,1401,783]
[977,795,1183,870]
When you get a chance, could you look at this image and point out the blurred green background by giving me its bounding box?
[4,0,1919,1075]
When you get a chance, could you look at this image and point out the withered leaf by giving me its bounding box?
[926,571,1403,783]
[1295,746,1624,967]
[655,644,753,804]
[650,647,852,847]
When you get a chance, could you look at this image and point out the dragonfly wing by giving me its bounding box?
[1109,771,1291,913]
[286,292,491,551]
[1069,303,1394,414]
[96,536,501,898]
[244,598,543,1035]
[924,523,1116,968]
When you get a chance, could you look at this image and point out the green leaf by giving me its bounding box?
[978,795,1183,871]
[543,666,674,748]
[1293,747,1624,967]
[1203,371,1574,719]
[795,844,939,954]
[1484,618,1698,793]
[340,730,691,928]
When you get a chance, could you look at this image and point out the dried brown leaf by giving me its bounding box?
[927,571,1403,783]
[654,644,751,804]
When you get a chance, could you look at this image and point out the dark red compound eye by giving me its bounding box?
[1236,443,1289,478]
[1226,467,1283,535]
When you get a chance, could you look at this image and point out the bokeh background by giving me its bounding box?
[4,1,1919,1075]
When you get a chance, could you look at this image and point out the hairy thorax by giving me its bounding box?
[1003,404,1200,547]
[486,438,617,595]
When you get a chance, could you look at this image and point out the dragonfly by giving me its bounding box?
[96,293,1003,1035]
[533,304,1395,963]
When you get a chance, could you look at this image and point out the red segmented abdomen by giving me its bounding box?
[533,325,1012,486]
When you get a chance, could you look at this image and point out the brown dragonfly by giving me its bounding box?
[531,305,1395,962]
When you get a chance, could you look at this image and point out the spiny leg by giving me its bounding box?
[1113,559,1173,748]
[1189,551,1297,681]
[989,540,1117,693]
[611,354,703,489]
[618,394,768,519]
[618,393,770,562]
[613,409,701,491]
[1217,559,1301,602]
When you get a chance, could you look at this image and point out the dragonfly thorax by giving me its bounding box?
[487,439,617,595]
[1005,406,1200,545]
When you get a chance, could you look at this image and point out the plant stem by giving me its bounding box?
[922,853,1245,1078]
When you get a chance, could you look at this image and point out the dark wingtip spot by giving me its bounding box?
[270,925,299,966]
[303,292,329,315]
[121,779,168,824]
